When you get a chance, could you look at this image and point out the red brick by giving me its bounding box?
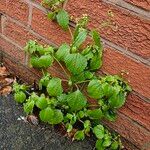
[120,93,150,131]
[0,35,25,63]
[66,0,150,59]
[101,47,150,98]
[0,0,6,13]
[124,0,150,11]
[31,7,71,46]
[4,0,29,25]
[103,113,150,149]
[3,17,46,47]
[3,57,40,84]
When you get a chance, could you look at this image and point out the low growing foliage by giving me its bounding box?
[13,0,132,149]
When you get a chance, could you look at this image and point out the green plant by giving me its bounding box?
[13,1,132,149]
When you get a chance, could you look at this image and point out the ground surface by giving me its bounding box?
[0,94,94,150]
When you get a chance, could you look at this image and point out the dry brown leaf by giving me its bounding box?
[0,67,9,77]
[0,86,12,95]
[26,115,39,125]
[67,128,78,138]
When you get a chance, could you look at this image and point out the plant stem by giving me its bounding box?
[41,69,45,76]
[68,26,73,40]
[63,0,69,9]
[53,56,70,79]
[76,80,90,84]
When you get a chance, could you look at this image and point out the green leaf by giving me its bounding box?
[39,107,54,122]
[47,12,56,20]
[103,138,112,147]
[89,52,102,70]
[23,100,35,114]
[14,91,26,103]
[101,83,114,97]
[87,79,104,99]
[93,125,105,139]
[65,53,87,74]
[66,123,73,132]
[39,73,51,90]
[39,46,54,55]
[104,110,117,122]
[35,94,48,109]
[87,109,103,120]
[81,46,93,60]
[72,29,87,48]
[111,141,119,150]
[48,109,64,125]
[55,43,70,61]
[67,90,87,112]
[84,120,91,135]
[30,92,39,102]
[38,54,53,68]
[96,140,105,150]
[47,78,63,96]
[91,30,102,49]
[30,56,40,68]
[109,92,126,108]
[57,94,68,105]
[30,55,53,68]
[56,9,69,30]
[74,130,85,141]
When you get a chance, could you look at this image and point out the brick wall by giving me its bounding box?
[0,0,150,149]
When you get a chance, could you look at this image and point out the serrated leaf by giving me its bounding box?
[24,100,35,115]
[67,90,87,112]
[111,141,119,150]
[87,79,104,99]
[74,130,85,141]
[30,56,40,68]
[14,91,26,103]
[104,109,117,122]
[91,30,102,49]
[101,83,114,97]
[87,109,103,119]
[35,95,48,109]
[47,12,56,20]
[72,29,87,48]
[48,109,64,125]
[39,46,54,55]
[65,53,87,75]
[38,54,53,68]
[109,92,126,108]
[39,73,51,90]
[93,125,105,139]
[66,123,73,133]
[39,107,54,122]
[89,52,102,70]
[47,78,63,96]
[57,94,68,105]
[55,43,70,61]
[56,9,69,30]
[103,138,112,147]
[96,140,105,150]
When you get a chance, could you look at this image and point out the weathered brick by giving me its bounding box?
[101,47,150,98]
[2,17,46,47]
[124,0,150,11]
[103,113,150,149]
[0,0,6,13]
[5,0,29,24]
[66,0,150,59]
[31,7,71,46]
[3,57,40,84]
[0,35,25,63]
[120,93,150,131]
